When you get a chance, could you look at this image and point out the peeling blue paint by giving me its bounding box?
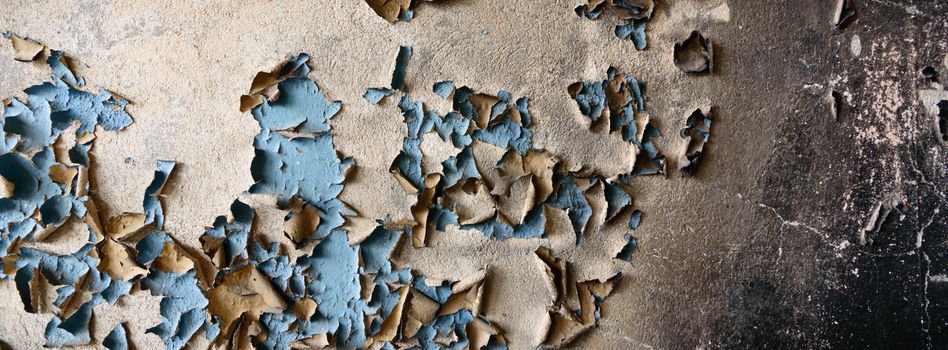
[103,324,128,350]
[575,0,655,50]
[433,80,455,99]
[678,107,712,176]
[143,160,175,228]
[392,46,413,91]
[364,87,393,104]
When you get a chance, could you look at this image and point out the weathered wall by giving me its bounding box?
[0,0,945,349]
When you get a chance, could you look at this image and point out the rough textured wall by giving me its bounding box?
[0,0,945,349]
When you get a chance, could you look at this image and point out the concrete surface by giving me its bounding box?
[0,0,945,348]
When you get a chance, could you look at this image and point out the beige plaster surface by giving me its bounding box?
[0,1,736,349]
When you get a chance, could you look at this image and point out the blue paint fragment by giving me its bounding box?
[19,244,87,284]
[628,209,642,230]
[39,194,76,226]
[569,81,606,122]
[469,95,535,156]
[14,243,131,344]
[575,0,655,50]
[247,224,414,350]
[136,230,170,265]
[440,146,480,188]
[250,130,352,204]
[368,262,413,320]
[615,20,649,51]
[491,91,511,123]
[389,93,431,191]
[44,301,93,347]
[46,50,84,86]
[248,80,344,192]
[14,267,36,312]
[13,244,114,329]
[252,77,341,133]
[279,53,311,77]
[143,160,175,228]
[631,123,665,176]
[203,316,221,342]
[473,114,533,155]
[616,235,638,262]
[515,96,533,126]
[678,107,712,177]
[452,86,476,119]
[436,112,473,148]
[461,205,546,240]
[140,270,209,350]
[13,70,132,143]
[69,142,92,166]
[422,204,459,236]
[366,282,403,335]
[366,0,437,23]
[16,243,129,311]
[433,80,455,99]
[99,277,133,305]
[570,66,647,138]
[201,199,254,267]
[418,310,475,350]
[198,51,424,348]
[364,87,393,104]
[0,152,59,232]
[546,175,592,244]
[575,2,606,19]
[628,74,647,114]
[53,285,76,307]
[3,96,55,151]
[413,275,453,304]
[255,244,303,297]
[258,312,307,350]
[299,230,366,348]
[359,224,404,275]
[391,46,412,91]
[604,182,632,221]
[246,54,355,247]
[103,324,128,350]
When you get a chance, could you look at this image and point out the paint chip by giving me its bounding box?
[674,31,713,74]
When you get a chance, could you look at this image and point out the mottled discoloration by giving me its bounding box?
[750,0,947,348]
